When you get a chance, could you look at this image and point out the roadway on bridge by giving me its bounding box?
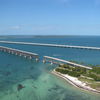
[0,41,100,50]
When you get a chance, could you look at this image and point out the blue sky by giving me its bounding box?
[0,0,100,35]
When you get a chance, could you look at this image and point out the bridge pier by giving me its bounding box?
[43,60,46,63]
[15,52,18,55]
[28,56,32,59]
[36,58,39,62]
[0,46,39,61]
[8,50,10,53]
[11,51,14,54]
[50,61,53,65]
[19,53,22,56]
[30,56,32,59]
[24,55,27,58]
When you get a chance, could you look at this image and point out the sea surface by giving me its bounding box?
[0,35,100,100]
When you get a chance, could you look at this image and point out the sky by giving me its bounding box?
[0,0,100,35]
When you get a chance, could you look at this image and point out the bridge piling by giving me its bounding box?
[0,46,39,61]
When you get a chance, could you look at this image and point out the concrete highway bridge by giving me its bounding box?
[0,46,39,61]
[43,56,92,70]
[0,45,93,70]
[0,41,100,50]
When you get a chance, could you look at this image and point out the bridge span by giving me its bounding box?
[0,41,100,50]
[43,56,92,70]
[0,46,39,61]
[0,45,94,69]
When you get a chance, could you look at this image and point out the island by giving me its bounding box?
[52,63,100,93]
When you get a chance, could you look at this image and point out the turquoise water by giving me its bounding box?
[0,36,100,100]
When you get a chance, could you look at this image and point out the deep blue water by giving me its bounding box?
[1,36,100,65]
[1,35,100,47]
[0,36,100,100]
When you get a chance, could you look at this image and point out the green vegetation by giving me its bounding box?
[78,77,100,90]
[69,60,85,65]
[55,64,100,90]
[90,67,100,74]
[56,65,86,77]
[55,64,100,81]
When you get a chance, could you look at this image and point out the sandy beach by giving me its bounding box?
[52,70,100,94]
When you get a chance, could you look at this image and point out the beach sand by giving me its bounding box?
[52,70,100,94]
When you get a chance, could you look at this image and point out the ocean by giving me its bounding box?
[0,35,100,100]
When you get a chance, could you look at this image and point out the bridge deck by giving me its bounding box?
[44,56,92,70]
[0,46,38,57]
[0,41,100,50]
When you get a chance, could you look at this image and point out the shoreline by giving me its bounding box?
[51,69,100,94]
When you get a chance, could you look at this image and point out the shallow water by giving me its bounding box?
[0,36,100,100]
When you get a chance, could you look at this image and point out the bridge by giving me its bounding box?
[0,41,100,50]
[0,45,93,69]
[0,46,39,61]
[43,56,92,70]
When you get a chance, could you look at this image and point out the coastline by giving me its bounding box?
[51,69,100,94]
